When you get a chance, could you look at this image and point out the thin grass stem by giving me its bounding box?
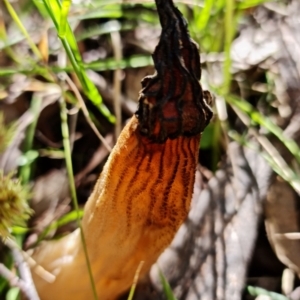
[59,97,98,300]
[19,93,42,184]
[127,261,144,300]
[3,0,42,60]
[222,0,235,95]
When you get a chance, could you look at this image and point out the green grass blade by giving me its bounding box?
[227,95,300,165]
[229,130,300,194]
[76,21,134,42]
[59,97,98,300]
[41,0,115,123]
[19,93,42,184]
[36,209,84,242]
[5,287,20,300]
[222,0,235,95]
[59,0,71,38]
[83,54,153,72]
[32,0,49,18]
[247,285,289,300]
[159,270,177,300]
[237,0,276,10]
[72,6,123,21]
[11,226,29,235]
[0,55,153,76]
[3,0,42,60]
[195,0,214,31]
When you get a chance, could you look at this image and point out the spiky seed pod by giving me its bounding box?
[0,172,32,239]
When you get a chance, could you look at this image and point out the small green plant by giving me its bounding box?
[0,172,32,239]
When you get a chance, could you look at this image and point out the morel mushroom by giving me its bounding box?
[30,0,212,299]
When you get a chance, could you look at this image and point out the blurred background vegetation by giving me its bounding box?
[1,0,300,299]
